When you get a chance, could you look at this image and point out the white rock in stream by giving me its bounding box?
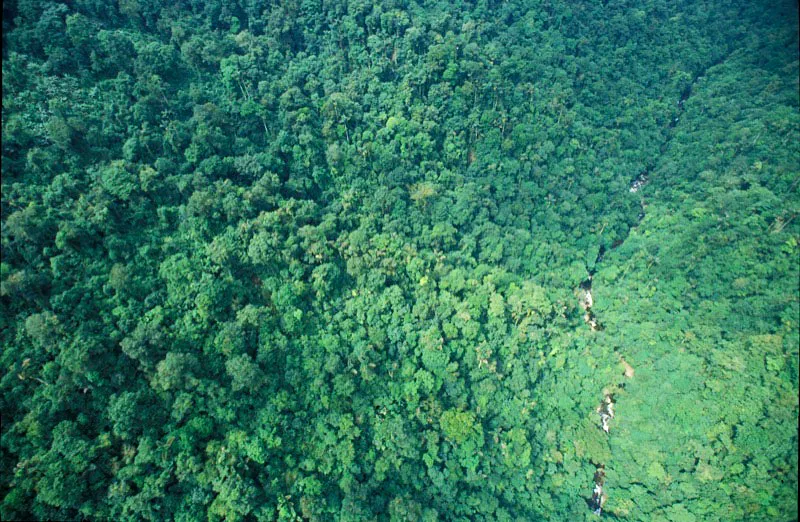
[583,289,593,309]
[629,173,648,193]
[591,465,607,515]
[579,282,600,330]
[584,313,600,331]
[597,395,615,433]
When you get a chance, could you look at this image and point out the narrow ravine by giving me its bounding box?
[581,47,733,332]
[582,51,734,515]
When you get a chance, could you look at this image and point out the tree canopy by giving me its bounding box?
[2,0,798,520]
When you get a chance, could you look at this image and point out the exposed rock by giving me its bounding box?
[629,172,648,193]
[597,395,615,433]
[590,465,607,515]
[620,356,635,378]
[579,278,602,331]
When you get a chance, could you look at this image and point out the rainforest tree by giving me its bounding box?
[2,0,798,520]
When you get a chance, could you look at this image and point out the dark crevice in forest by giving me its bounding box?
[624,48,737,201]
[591,245,606,276]
[590,47,737,295]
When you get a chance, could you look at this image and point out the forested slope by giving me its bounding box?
[1,0,797,520]
[587,22,800,521]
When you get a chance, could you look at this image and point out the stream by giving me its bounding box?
[581,51,733,515]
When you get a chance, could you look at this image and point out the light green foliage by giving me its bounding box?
[1,0,797,520]
[440,409,481,445]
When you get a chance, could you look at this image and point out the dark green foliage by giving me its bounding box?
[2,0,797,520]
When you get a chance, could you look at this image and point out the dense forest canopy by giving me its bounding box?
[1,0,798,520]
